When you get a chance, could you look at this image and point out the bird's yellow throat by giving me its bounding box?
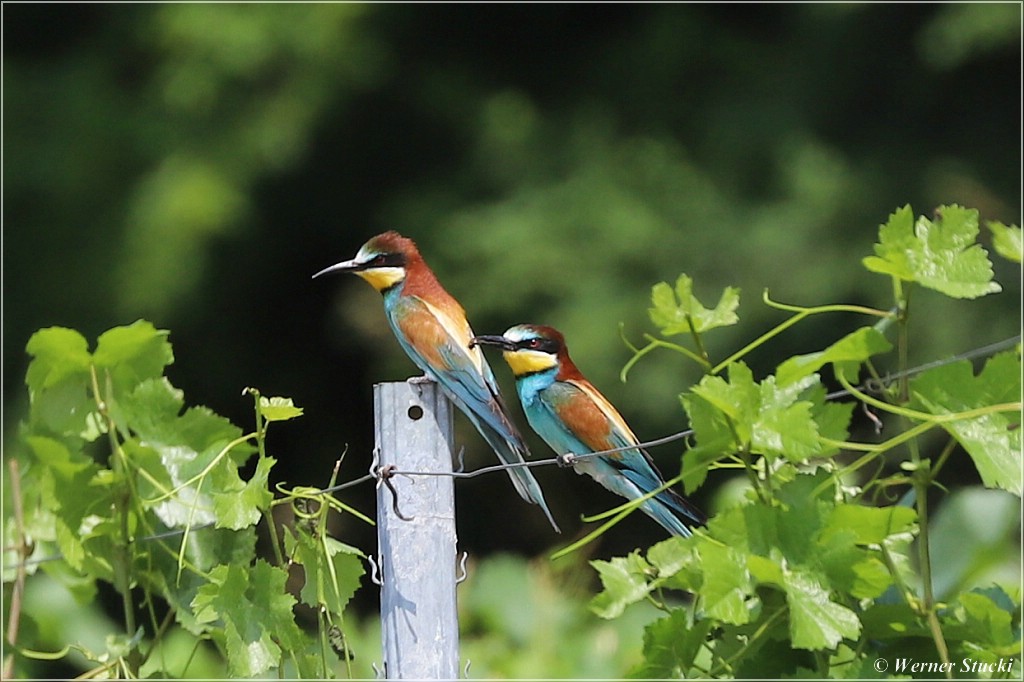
[356,267,405,292]
[503,349,558,376]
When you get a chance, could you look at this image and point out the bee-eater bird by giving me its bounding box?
[471,324,706,537]
[313,232,560,532]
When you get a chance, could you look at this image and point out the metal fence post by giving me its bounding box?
[374,379,459,679]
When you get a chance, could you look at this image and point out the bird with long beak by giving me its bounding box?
[471,324,706,537]
[313,232,559,532]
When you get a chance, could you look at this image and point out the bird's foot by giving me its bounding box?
[556,452,578,468]
[407,374,434,385]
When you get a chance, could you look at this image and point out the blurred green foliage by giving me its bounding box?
[3,4,1020,678]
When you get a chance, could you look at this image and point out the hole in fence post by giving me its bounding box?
[407,405,424,420]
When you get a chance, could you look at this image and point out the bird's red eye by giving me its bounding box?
[526,338,541,349]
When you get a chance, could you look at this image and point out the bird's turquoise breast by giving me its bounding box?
[516,373,593,456]
[513,369,555,406]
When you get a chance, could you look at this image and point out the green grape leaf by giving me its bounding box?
[25,327,92,391]
[745,553,784,585]
[149,526,257,636]
[821,504,917,546]
[782,568,861,650]
[827,646,889,679]
[646,536,692,580]
[773,472,834,561]
[987,221,1022,264]
[113,377,185,444]
[132,401,254,529]
[646,536,702,593]
[213,455,274,530]
[862,204,1001,298]
[688,363,759,438]
[25,435,94,478]
[860,603,931,641]
[687,363,824,464]
[649,273,740,336]
[955,589,1019,653]
[678,396,734,492]
[805,383,855,458]
[630,609,712,679]
[589,551,654,619]
[816,529,893,600]
[191,561,300,677]
[24,436,112,574]
[286,526,365,615]
[320,538,365,615]
[25,327,95,436]
[177,405,252,463]
[908,352,1022,496]
[753,375,822,462]
[93,320,174,390]
[777,327,893,387]
[695,540,752,625]
[259,396,304,422]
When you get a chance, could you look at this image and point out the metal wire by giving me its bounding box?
[4,335,1018,572]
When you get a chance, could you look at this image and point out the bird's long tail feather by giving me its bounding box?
[467,413,561,533]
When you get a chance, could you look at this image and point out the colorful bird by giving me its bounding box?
[313,232,559,532]
[471,324,706,537]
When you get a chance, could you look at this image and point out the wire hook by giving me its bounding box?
[377,464,414,521]
[367,554,383,586]
[369,447,381,480]
[455,551,469,585]
[862,401,884,434]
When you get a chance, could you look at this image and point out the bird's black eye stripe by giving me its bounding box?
[368,253,405,268]
[518,337,558,354]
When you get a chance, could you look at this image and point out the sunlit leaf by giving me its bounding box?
[287,526,365,615]
[783,568,861,650]
[630,609,711,678]
[649,273,740,336]
[955,589,1019,653]
[696,540,752,624]
[987,221,1022,264]
[862,204,1001,298]
[909,351,1022,496]
[821,504,917,546]
[817,529,893,599]
[213,455,274,529]
[24,327,95,436]
[686,363,824,464]
[93,320,174,390]
[191,561,300,677]
[589,551,654,619]
[777,327,892,387]
[259,396,304,422]
[25,327,92,391]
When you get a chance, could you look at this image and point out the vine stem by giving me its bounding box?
[892,278,951,679]
[711,293,893,375]
[90,365,142,675]
[3,460,28,680]
[709,605,787,676]
[249,389,286,567]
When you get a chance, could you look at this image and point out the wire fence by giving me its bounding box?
[5,334,1020,573]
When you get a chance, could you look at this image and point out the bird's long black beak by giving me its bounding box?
[311,258,361,279]
[469,335,517,351]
